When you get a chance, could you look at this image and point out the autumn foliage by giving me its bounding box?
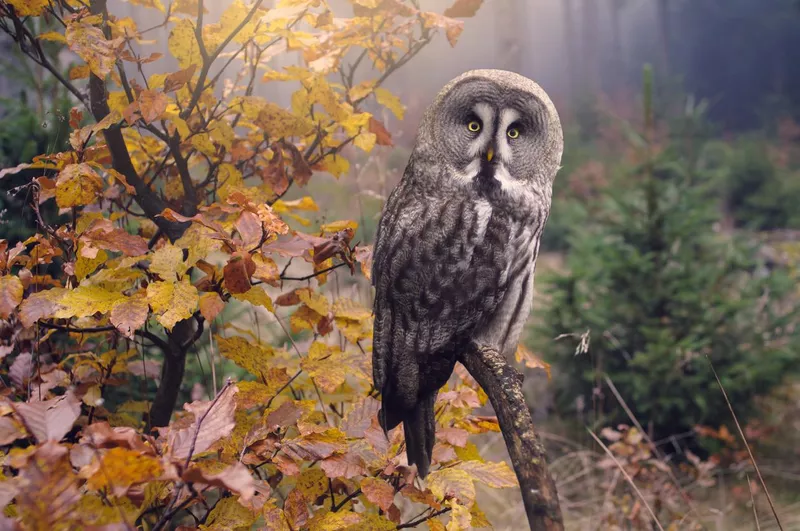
[0,0,534,529]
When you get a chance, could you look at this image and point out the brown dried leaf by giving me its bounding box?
[182,461,255,501]
[0,416,26,445]
[443,0,484,18]
[361,477,395,512]
[167,384,238,460]
[164,64,198,92]
[14,392,82,443]
[223,252,256,294]
[320,450,368,479]
[342,396,381,438]
[436,427,469,448]
[81,422,153,453]
[110,293,149,339]
[16,442,81,528]
[282,428,347,461]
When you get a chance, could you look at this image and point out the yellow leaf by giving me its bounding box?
[86,447,162,496]
[219,0,261,44]
[69,64,91,80]
[56,163,103,208]
[146,279,198,330]
[272,196,319,213]
[6,0,49,16]
[149,243,187,282]
[39,31,66,44]
[331,298,371,322]
[427,468,475,508]
[296,287,329,316]
[168,18,201,69]
[210,119,235,150]
[296,467,327,501]
[0,275,24,319]
[232,286,275,312]
[216,163,244,201]
[65,22,123,78]
[128,0,166,11]
[204,497,258,530]
[374,88,405,120]
[54,285,125,318]
[348,80,376,102]
[354,131,377,153]
[191,132,217,157]
[446,500,472,531]
[318,153,349,178]
[174,224,222,267]
[216,335,276,379]
[454,461,517,489]
[319,220,357,233]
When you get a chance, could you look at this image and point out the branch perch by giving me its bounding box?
[458,342,563,531]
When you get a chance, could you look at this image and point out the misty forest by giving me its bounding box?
[0,0,799,530]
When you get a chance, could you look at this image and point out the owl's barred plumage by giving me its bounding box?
[372,70,563,477]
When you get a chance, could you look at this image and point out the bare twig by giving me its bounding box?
[707,356,783,530]
[587,429,665,531]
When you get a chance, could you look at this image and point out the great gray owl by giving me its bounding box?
[371,69,563,477]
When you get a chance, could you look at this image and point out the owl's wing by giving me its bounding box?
[371,175,509,416]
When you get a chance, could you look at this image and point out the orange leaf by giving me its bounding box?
[199,292,225,322]
[137,89,169,124]
[368,117,393,146]
[164,63,198,92]
[443,0,484,18]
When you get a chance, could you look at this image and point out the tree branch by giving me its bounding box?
[458,343,564,531]
[87,0,189,242]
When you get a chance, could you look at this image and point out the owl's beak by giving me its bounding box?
[485,147,494,162]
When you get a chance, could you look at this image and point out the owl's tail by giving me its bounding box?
[380,394,436,478]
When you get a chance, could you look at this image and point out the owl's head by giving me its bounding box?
[417,69,563,199]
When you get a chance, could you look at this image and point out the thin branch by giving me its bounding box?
[707,356,783,530]
[396,508,451,530]
[587,429,665,531]
[459,343,563,530]
[280,262,347,282]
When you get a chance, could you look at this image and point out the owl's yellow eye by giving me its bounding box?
[467,121,481,132]
[507,127,520,139]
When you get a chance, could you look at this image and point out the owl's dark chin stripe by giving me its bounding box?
[474,160,500,196]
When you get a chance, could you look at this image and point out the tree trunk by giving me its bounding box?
[459,343,564,531]
[656,0,671,77]
[609,0,626,88]
[562,0,578,101]
[580,0,601,95]
[493,0,524,73]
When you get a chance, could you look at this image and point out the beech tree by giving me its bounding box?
[0,0,560,529]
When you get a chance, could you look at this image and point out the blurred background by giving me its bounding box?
[3,0,800,529]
